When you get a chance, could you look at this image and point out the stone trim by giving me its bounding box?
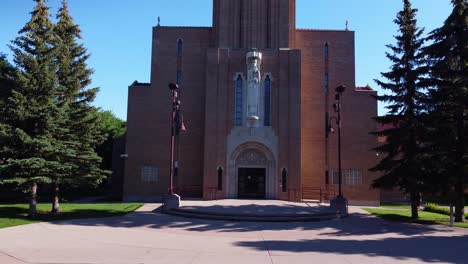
[227,141,277,199]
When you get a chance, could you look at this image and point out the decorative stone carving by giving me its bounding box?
[236,149,267,166]
[226,141,277,199]
[246,51,262,127]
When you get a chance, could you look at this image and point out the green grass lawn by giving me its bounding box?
[364,208,468,228]
[380,203,411,209]
[0,203,143,229]
[381,204,467,215]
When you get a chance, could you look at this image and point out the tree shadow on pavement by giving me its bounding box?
[49,204,459,237]
[235,235,468,264]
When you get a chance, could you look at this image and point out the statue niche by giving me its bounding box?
[246,51,262,127]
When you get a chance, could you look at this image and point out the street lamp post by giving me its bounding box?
[329,85,348,215]
[163,83,181,211]
[335,86,344,198]
[168,83,178,194]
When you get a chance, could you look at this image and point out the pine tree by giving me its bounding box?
[0,54,18,169]
[52,0,107,212]
[0,0,62,217]
[0,53,17,111]
[424,0,467,222]
[370,0,428,219]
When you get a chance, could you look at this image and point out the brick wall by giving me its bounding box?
[123,27,211,200]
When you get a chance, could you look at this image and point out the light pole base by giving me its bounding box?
[330,196,348,216]
[163,193,181,212]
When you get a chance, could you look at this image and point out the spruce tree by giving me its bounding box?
[0,53,17,111]
[424,0,467,222]
[370,0,428,219]
[0,54,18,168]
[0,0,62,217]
[52,0,106,212]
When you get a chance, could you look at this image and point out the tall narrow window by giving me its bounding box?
[177,39,183,90]
[264,75,271,126]
[324,42,329,59]
[282,168,287,192]
[217,167,223,191]
[177,71,182,87]
[325,112,330,138]
[235,75,243,126]
[177,39,183,57]
[324,42,331,187]
[324,42,329,95]
[324,73,329,91]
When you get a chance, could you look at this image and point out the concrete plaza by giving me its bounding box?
[0,201,467,264]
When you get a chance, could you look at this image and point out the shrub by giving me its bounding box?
[423,203,450,215]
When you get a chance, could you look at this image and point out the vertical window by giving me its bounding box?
[282,168,287,192]
[324,42,329,59]
[324,42,330,140]
[325,167,330,184]
[325,112,330,138]
[177,71,182,87]
[264,75,271,126]
[324,42,329,95]
[177,39,183,91]
[177,39,183,57]
[217,167,223,191]
[235,75,243,126]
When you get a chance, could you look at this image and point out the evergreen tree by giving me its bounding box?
[0,0,63,217]
[424,0,467,222]
[52,0,107,212]
[0,54,18,168]
[370,0,428,219]
[0,53,17,112]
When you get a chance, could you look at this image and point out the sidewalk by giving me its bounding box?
[0,201,467,264]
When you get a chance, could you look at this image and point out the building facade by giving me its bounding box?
[122,0,380,205]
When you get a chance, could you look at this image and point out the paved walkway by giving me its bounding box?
[0,201,467,264]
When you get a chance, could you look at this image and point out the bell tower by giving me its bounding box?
[212,0,296,49]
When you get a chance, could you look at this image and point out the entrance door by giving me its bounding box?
[238,168,266,199]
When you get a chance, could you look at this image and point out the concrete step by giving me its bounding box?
[165,208,342,222]
[171,207,335,217]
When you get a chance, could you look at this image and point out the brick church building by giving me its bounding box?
[119,0,380,205]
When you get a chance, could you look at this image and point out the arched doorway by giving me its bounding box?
[227,142,277,199]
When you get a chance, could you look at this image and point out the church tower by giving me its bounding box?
[212,0,296,48]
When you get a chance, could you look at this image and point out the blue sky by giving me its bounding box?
[1,0,453,120]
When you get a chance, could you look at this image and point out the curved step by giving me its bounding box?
[165,208,342,222]
[172,207,336,218]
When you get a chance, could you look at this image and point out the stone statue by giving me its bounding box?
[246,51,262,127]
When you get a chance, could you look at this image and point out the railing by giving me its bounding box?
[176,185,336,202]
[301,186,337,203]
